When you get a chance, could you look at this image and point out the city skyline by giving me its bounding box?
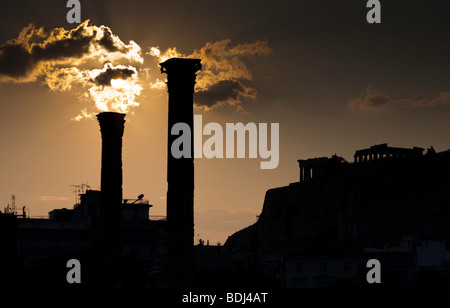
[1,0,450,244]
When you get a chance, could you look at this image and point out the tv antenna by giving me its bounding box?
[70,183,91,205]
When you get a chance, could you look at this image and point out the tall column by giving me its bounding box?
[98,112,125,203]
[96,112,126,286]
[161,58,202,288]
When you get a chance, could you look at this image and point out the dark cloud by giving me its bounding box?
[0,20,144,119]
[348,86,450,110]
[91,62,136,86]
[0,42,33,79]
[0,20,142,83]
[195,79,256,109]
[348,86,394,110]
[0,23,93,82]
[31,32,94,62]
[192,39,271,110]
[97,26,122,53]
[149,39,272,110]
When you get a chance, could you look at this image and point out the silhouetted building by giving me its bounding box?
[160,58,201,288]
[1,191,167,287]
[298,155,348,182]
[354,143,423,163]
[364,237,450,287]
[284,247,362,288]
[225,143,450,287]
[0,111,167,287]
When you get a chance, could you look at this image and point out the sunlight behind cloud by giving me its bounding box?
[0,20,144,120]
[147,39,272,110]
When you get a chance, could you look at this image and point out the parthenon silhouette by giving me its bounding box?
[298,143,429,183]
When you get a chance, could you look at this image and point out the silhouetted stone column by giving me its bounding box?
[96,112,125,286]
[161,58,201,288]
[98,112,125,203]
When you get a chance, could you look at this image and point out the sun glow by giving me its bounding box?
[111,78,129,89]
[89,80,142,114]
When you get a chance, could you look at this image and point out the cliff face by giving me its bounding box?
[225,150,450,255]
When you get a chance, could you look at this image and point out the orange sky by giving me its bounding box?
[1,0,450,244]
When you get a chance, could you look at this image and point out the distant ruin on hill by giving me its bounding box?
[226,143,450,254]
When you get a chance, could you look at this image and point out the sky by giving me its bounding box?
[1,0,450,244]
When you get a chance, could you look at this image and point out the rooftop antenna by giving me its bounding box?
[3,195,16,214]
[11,194,16,215]
[70,184,81,205]
[80,183,91,194]
[70,183,91,205]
